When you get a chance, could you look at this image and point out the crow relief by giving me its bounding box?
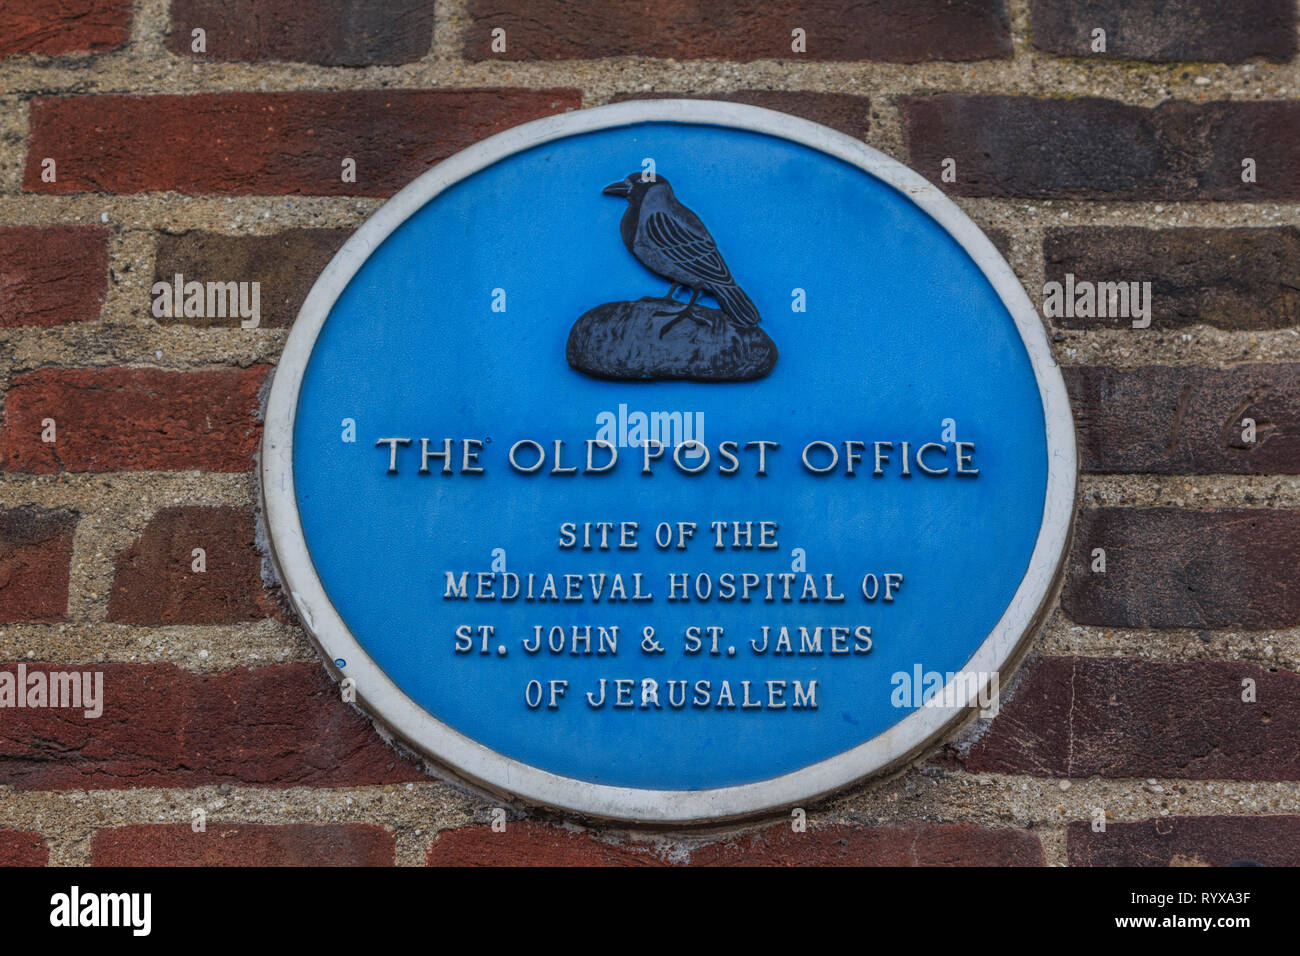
[566,173,778,383]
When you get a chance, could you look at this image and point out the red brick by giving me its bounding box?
[0,662,426,790]
[0,0,130,58]
[0,366,268,473]
[1045,228,1300,331]
[1069,815,1300,867]
[23,90,581,197]
[427,821,666,866]
[466,0,1011,62]
[0,829,48,866]
[93,823,395,866]
[107,506,276,625]
[690,822,1044,866]
[169,0,434,65]
[153,229,348,329]
[427,820,1043,866]
[904,96,1300,200]
[613,91,871,140]
[0,227,108,327]
[1031,0,1297,63]
[0,507,76,624]
[988,229,1012,259]
[966,657,1300,780]
[1063,508,1300,628]
[1067,366,1300,474]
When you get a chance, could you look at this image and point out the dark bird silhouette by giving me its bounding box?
[603,173,761,335]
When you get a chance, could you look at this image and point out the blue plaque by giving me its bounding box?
[262,101,1076,823]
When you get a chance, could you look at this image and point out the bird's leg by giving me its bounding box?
[659,289,706,338]
[682,288,713,327]
[652,284,692,319]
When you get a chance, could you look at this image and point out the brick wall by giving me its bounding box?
[0,0,1297,867]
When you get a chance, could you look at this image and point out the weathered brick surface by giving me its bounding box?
[966,658,1300,780]
[426,820,1043,865]
[1067,365,1300,474]
[23,90,582,196]
[153,229,348,329]
[1063,508,1300,628]
[0,226,108,327]
[0,366,268,473]
[1045,228,1300,330]
[107,506,276,625]
[0,662,426,790]
[428,821,666,866]
[1068,815,1300,867]
[1031,0,1298,63]
[689,822,1045,866]
[0,829,48,866]
[0,507,77,624]
[168,0,435,65]
[466,0,1011,62]
[904,96,1300,200]
[612,91,872,140]
[94,823,395,866]
[0,0,131,58]
[2,0,1297,867]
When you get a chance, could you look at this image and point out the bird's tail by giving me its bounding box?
[711,282,761,327]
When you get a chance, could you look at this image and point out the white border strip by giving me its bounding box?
[261,99,1077,824]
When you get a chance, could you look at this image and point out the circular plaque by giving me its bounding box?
[261,100,1076,823]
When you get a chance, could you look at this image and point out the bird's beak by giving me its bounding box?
[603,180,632,197]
